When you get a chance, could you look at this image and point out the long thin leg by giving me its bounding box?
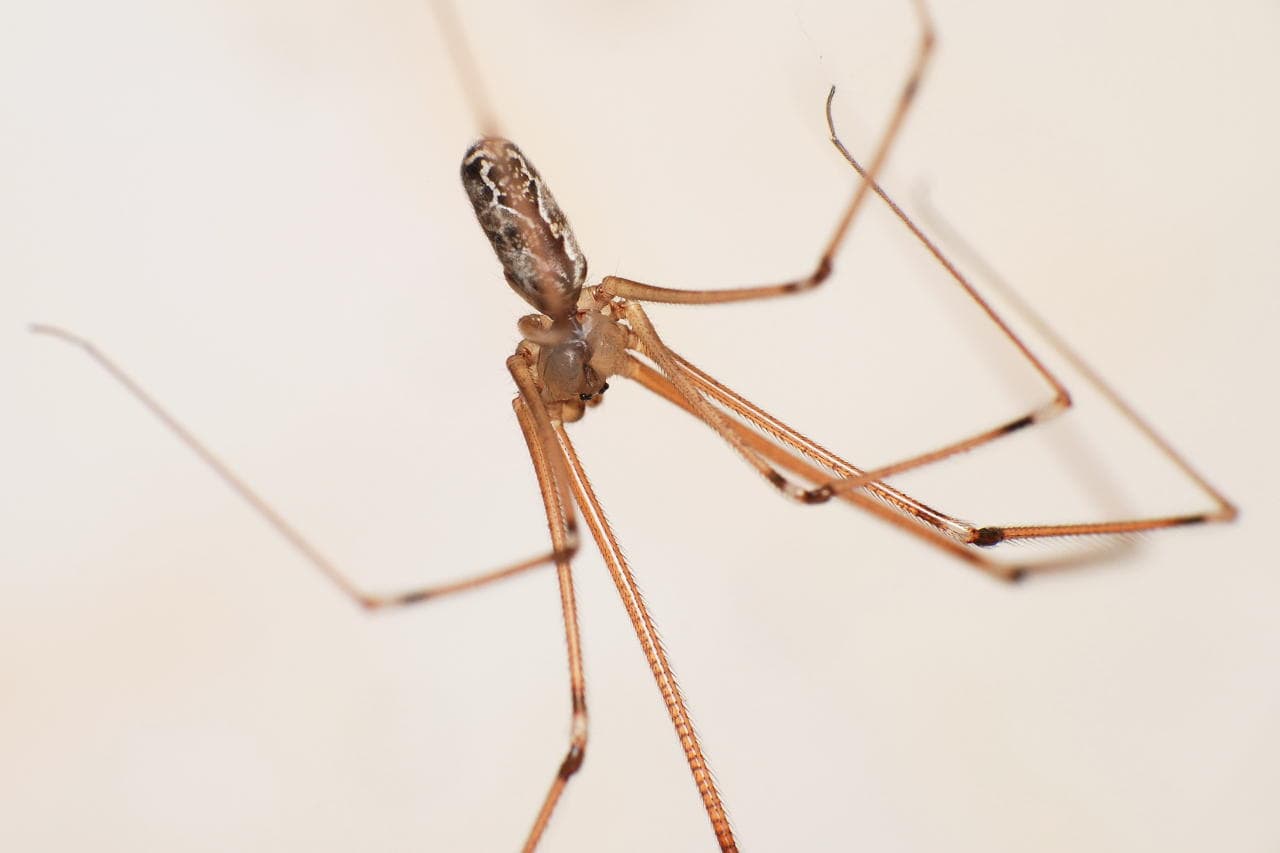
[739,59,1231,537]
[635,343,1227,556]
[623,298,1015,551]
[596,0,935,307]
[594,0,1087,512]
[32,323,576,608]
[39,321,597,846]
[753,137,1237,535]
[650,345,983,539]
[619,101,1234,548]
[906,192,1238,533]
[509,394,589,853]
[622,300,836,506]
[553,421,738,851]
[623,297,989,547]
[426,0,501,137]
[620,354,1026,580]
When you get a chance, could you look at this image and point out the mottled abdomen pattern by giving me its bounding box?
[461,138,587,318]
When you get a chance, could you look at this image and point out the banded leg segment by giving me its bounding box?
[905,195,1238,536]
[37,322,600,849]
[625,299,1018,548]
[594,0,935,308]
[553,421,739,851]
[630,349,1226,563]
[509,392,589,853]
[615,86,1234,550]
[797,149,1236,536]
[622,301,839,507]
[761,111,1236,538]
[32,323,576,608]
[654,347,981,540]
[620,355,1024,580]
[589,0,1079,521]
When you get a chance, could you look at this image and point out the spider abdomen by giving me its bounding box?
[461,138,587,319]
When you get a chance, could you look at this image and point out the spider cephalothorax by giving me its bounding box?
[462,136,630,416]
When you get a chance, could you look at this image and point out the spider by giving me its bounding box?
[24,0,1238,850]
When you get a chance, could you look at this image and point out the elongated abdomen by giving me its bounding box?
[461,138,587,318]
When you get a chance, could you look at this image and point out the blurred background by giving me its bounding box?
[3,1,1278,851]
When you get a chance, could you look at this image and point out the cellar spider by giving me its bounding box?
[22,0,1240,850]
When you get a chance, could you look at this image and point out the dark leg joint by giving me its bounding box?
[389,590,433,607]
[998,414,1036,436]
[359,591,430,611]
[804,484,834,504]
[808,256,833,287]
[973,526,1005,547]
[558,742,586,779]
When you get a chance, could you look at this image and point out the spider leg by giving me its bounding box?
[506,355,590,853]
[900,193,1237,537]
[594,0,935,307]
[622,300,844,507]
[627,344,1224,575]
[553,419,738,851]
[30,324,578,608]
[748,149,1236,538]
[669,348,1226,548]
[34,322,603,849]
[620,353,1026,581]
[609,0,1232,553]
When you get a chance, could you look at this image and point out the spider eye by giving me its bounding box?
[578,381,610,402]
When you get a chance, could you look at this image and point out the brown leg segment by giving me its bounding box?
[784,146,1238,538]
[32,324,582,609]
[595,0,935,308]
[605,0,1233,552]
[906,192,1237,535]
[40,321,600,850]
[622,300,839,506]
[629,350,1226,570]
[508,391,589,853]
[621,355,1024,581]
[655,347,981,540]
[553,421,739,851]
[625,300,1022,554]
[585,0,1085,519]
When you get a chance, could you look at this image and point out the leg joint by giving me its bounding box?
[558,736,587,779]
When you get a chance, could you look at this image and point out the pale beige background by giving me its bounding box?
[3,1,1278,851]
